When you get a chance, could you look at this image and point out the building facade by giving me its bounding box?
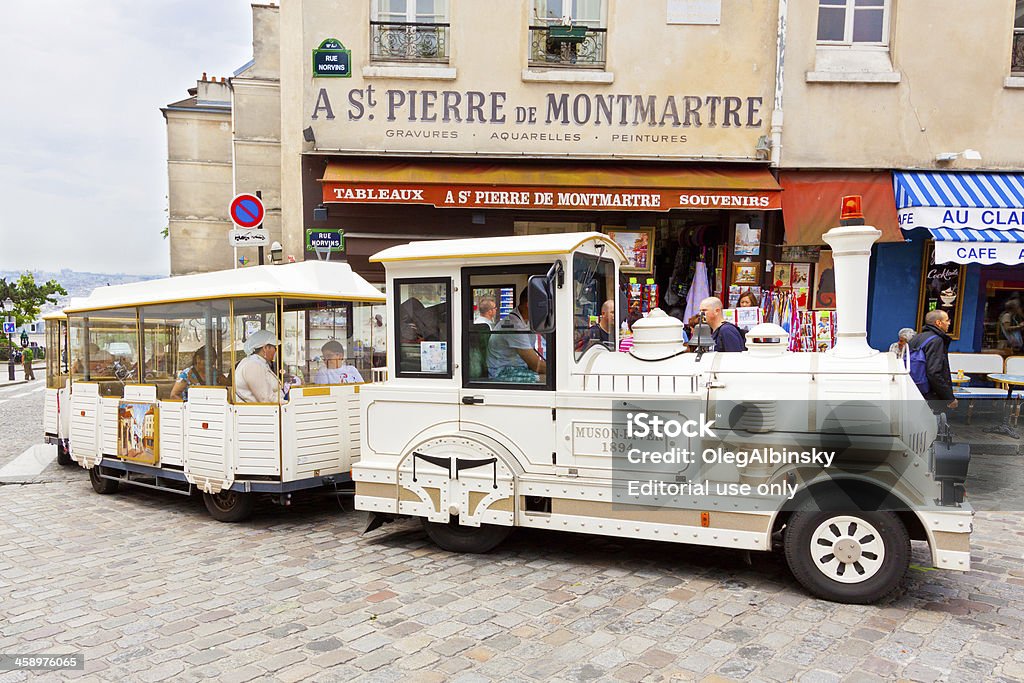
[169,0,1024,352]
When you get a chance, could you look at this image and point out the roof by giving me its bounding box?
[370,232,628,264]
[64,261,384,314]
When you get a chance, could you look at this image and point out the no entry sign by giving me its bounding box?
[230,193,265,229]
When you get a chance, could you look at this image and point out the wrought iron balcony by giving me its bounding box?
[1013,29,1024,74]
[529,25,607,69]
[370,21,449,63]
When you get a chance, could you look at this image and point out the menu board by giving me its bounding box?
[917,242,965,340]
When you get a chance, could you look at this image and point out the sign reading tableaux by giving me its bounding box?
[667,0,722,25]
[313,38,351,78]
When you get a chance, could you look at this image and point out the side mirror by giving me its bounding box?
[528,276,555,334]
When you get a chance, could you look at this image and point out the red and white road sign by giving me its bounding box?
[230,193,265,229]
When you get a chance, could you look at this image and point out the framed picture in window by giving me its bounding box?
[731,261,761,286]
[602,227,654,274]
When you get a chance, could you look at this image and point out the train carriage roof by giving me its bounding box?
[64,261,383,314]
[370,232,628,264]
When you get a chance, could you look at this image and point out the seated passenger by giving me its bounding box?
[170,346,227,401]
[313,340,364,384]
[235,329,283,403]
[487,288,546,383]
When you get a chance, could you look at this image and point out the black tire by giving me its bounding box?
[56,441,73,467]
[202,490,255,523]
[88,465,119,494]
[784,509,910,604]
[422,516,511,553]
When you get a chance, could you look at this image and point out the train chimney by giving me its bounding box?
[822,196,882,359]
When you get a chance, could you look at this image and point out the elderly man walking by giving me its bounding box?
[908,310,957,410]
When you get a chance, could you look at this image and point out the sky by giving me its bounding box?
[0,1,253,276]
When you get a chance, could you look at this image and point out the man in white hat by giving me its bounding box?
[235,329,282,403]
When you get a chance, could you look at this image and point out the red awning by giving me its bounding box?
[780,171,902,244]
[321,160,781,212]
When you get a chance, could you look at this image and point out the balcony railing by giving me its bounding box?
[1013,29,1024,74]
[529,25,607,69]
[370,21,449,63]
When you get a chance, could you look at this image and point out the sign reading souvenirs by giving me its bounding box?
[305,229,345,252]
[321,183,779,211]
[313,39,351,78]
[918,241,965,340]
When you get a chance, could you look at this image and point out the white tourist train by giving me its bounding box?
[353,217,973,603]
[63,260,386,521]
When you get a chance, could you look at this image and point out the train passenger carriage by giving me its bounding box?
[65,260,386,521]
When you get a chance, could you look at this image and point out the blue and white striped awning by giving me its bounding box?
[929,227,1024,242]
[894,172,1024,264]
[894,171,1024,210]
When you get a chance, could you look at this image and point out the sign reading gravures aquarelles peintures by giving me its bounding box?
[309,85,769,158]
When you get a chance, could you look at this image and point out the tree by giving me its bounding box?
[0,273,68,327]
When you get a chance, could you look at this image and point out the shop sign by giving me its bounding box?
[313,39,351,78]
[309,86,768,158]
[305,229,345,252]
[898,206,1024,230]
[918,242,965,340]
[322,183,779,211]
[934,241,1024,266]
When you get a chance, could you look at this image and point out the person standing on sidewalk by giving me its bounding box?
[22,346,35,381]
[909,310,956,410]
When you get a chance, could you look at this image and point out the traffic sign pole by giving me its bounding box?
[256,190,265,265]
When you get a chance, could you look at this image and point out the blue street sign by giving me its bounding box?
[2,322,15,334]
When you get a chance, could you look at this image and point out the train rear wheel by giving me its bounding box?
[422,516,511,553]
[56,441,73,467]
[88,465,119,494]
[202,490,255,523]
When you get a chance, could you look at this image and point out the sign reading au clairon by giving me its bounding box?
[321,184,779,211]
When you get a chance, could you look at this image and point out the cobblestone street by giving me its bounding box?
[0,475,1022,682]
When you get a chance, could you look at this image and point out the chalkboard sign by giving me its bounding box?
[917,241,965,339]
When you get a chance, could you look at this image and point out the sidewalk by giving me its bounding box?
[0,361,44,388]
[948,398,1024,455]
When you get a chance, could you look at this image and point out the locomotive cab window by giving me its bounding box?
[462,265,554,390]
[573,252,617,360]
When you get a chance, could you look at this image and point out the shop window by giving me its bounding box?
[139,301,230,401]
[816,0,889,46]
[395,279,451,378]
[462,266,553,390]
[573,253,617,361]
[530,0,607,69]
[69,308,139,398]
[371,0,449,63]
[1012,0,1024,74]
[232,298,280,403]
[280,300,387,386]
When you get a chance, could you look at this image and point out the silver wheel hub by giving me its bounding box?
[809,515,885,584]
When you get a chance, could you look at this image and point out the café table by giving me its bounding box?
[985,373,1024,438]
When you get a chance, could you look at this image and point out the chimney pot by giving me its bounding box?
[202,71,207,81]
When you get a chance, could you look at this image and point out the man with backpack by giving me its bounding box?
[699,297,746,352]
[908,310,957,410]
